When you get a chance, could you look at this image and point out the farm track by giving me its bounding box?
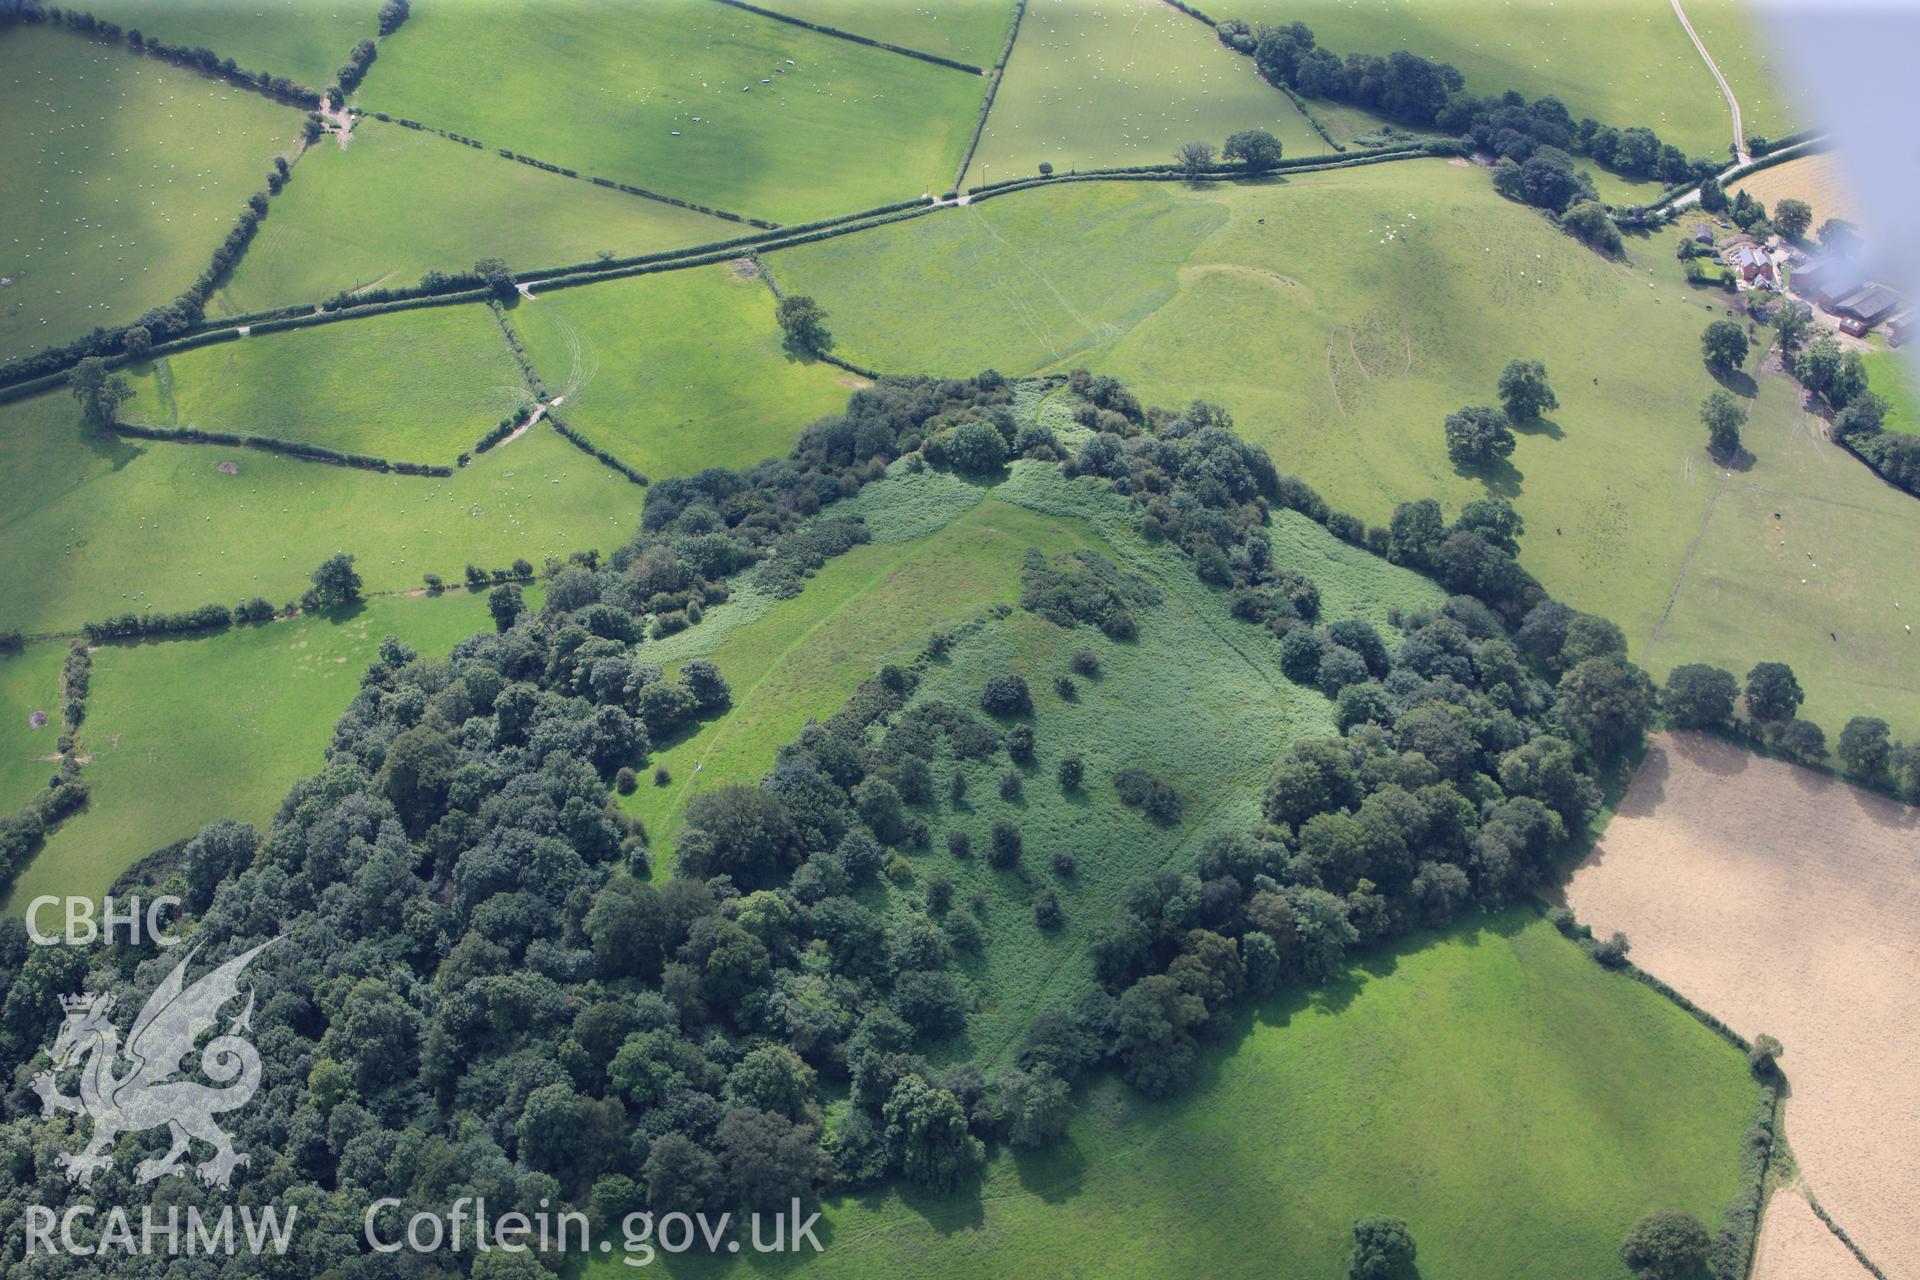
[1670,0,1748,165]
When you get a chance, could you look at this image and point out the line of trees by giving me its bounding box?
[1663,659,1920,800]
[0,640,91,894]
[21,5,323,106]
[1210,17,1731,247]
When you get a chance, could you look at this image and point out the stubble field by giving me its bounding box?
[1565,731,1920,1280]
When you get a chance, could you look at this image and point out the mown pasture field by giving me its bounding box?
[1567,732,1920,1280]
[1679,0,1811,147]
[774,161,1920,740]
[0,643,68,815]
[356,0,987,222]
[511,264,854,481]
[216,119,742,315]
[1642,369,1920,739]
[1227,0,1768,160]
[124,302,526,462]
[971,0,1330,185]
[773,0,1017,66]
[769,180,1227,375]
[591,911,1755,1280]
[1864,349,1917,435]
[81,0,379,92]
[1,591,494,914]
[0,24,303,363]
[1732,148,1860,231]
[0,388,643,635]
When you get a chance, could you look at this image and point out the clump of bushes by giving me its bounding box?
[989,820,1022,868]
[980,673,1032,717]
[1113,768,1182,824]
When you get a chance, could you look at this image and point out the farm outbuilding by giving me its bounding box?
[1889,310,1913,346]
[1815,270,1869,310]
[1832,284,1901,333]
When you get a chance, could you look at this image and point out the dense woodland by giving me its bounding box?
[0,369,1781,1276]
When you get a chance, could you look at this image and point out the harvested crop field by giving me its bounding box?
[1733,149,1860,233]
[1752,1189,1870,1280]
[1564,731,1920,1279]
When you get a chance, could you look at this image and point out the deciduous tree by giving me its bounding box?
[1223,128,1284,172]
[1701,319,1749,375]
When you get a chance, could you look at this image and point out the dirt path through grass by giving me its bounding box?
[1671,0,1748,164]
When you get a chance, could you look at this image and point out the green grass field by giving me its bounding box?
[80,0,379,91]
[0,643,69,815]
[970,0,1331,185]
[772,0,1016,66]
[1678,0,1809,146]
[124,302,527,461]
[1,591,493,914]
[511,264,854,480]
[0,24,303,363]
[1864,348,1918,435]
[621,484,1095,869]
[769,180,1227,374]
[626,456,1443,1052]
[1228,0,1769,160]
[772,162,1920,740]
[0,387,642,635]
[357,0,987,222]
[216,119,741,315]
[1642,367,1920,738]
[583,911,1754,1280]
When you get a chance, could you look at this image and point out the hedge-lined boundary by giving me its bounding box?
[1804,1191,1890,1280]
[816,352,882,381]
[361,110,779,228]
[490,300,551,401]
[0,641,93,899]
[1157,0,1218,26]
[490,307,647,487]
[470,402,538,460]
[548,409,647,486]
[1673,691,1920,810]
[532,204,951,296]
[950,0,1028,193]
[1833,424,1920,504]
[0,13,320,393]
[107,421,452,475]
[22,6,322,108]
[1543,902,1781,1279]
[1280,83,1344,152]
[1722,1089,1779,1280]
[965,141,1429,193]
[0,195,947,396]
[707,0,985,75]
[1,153,1433,398]
[1642,136,1832,213]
